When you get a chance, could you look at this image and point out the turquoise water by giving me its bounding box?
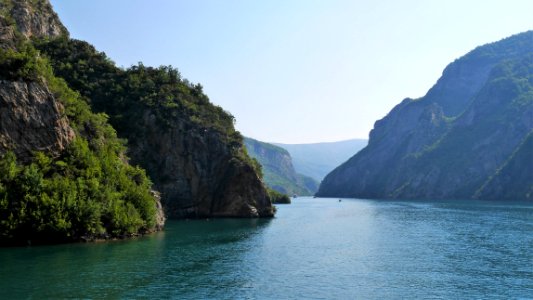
[1,197,532,299]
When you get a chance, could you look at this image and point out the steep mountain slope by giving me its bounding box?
[275,139,367,182]
[244,137,318,196]
[0,0,164,245]
[34,34,274,218]
[0,0,274,245]
[318,31,533,201]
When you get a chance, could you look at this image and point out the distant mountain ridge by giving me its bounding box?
[317,31,533,201]
[275,139,367,182]
[244,137,318,196]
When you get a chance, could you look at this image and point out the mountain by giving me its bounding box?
[244,137,319,196]
[35,37,275,219]
[275,139,367,182]
[0,0,165,244]
[318,31,533,201]
[0,0,273,244]
[35,20,275,218]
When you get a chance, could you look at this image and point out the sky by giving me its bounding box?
[49,0,533,144]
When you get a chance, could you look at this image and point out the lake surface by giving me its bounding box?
[1,197,532,299]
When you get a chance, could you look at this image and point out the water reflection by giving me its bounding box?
[168,218,272,244]
[0,218,272,299]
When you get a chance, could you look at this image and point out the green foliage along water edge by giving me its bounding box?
[267,188,291,204]
[0,42,159,245]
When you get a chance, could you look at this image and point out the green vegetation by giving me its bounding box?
[412,55,533,197]
[0,41,158,245]
[0,44,49,81]
[244,137,319,196]
[318,31,533,200]
[263,168,317,196]
[34,37,263,192]
[267,188,291,204]
[1,0,272,242]
[34,37,241,146]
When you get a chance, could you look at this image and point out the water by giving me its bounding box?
[1,197,532,299]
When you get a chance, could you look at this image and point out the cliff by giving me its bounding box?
[0,0,164,245]
[244,137,319,196]
[0,0,67,39]
[0,81,74,162]
[0,1,72,161]
[35,38,275,218]
[318,31,533,201]
[130,112,273,218]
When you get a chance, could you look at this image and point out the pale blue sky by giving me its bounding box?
[50,0,533,143]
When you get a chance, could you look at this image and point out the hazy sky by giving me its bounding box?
[50,0,533,143]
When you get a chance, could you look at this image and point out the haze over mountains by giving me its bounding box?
[318,31,533,201]
[244,137,318,196]
[244,138,368,196]
[275,139,367,182]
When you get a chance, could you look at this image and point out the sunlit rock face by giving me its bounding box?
[0,81,75,162]
[0,1,74,161]
[1,0,68,39]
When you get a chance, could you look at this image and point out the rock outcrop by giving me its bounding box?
[131,112,274,218]
[0,1,74,160]
[0,0,166,244]
[0,15,16,48]
[35,37,275,219]
[317,31,533,201]
[0,0,68,39]
[1,0,273,221]
[0,80,74,162]
[151,190,167,230]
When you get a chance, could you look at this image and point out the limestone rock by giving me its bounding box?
[0,0,68,39]
[0,80,74,162]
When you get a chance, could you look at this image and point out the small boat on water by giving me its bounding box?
[338,199,342,202]
[293,194,298,198]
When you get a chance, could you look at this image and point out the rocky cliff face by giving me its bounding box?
[0,15,16,48]
[19,0,273,219]
[318,31,533,201]
[2,0,273,220]
[0,0,165,243]
[0,1,73,161]
[244,137,319,196]
[35,38,275,219]
[0,0,67,39]
[0,80,74,162]
[132,113,274,218]
[475,132,533,200]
